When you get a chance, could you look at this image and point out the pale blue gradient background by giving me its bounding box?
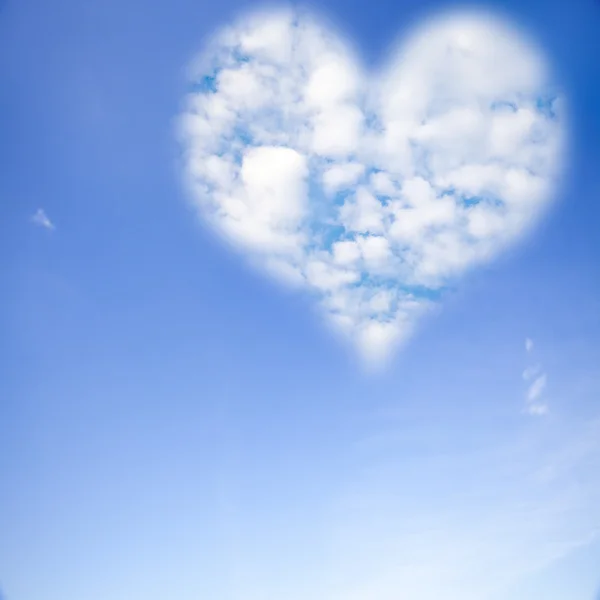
[1,0,600,598]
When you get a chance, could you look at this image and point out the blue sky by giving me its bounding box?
[1,0,600,598]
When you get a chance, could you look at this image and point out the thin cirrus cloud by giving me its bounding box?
[522,338,549,415]
[177,6,566,369]
[31,208,55,230]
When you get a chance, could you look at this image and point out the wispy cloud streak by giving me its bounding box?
[31,208,55,230]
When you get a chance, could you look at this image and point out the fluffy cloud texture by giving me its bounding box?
[178,7,565,368]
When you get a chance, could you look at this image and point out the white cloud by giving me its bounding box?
[522,364,541,381]
[527,373,547,402]
[178,7,565,367]
[358,235,392,268]
[526,402,548,416]
[331,240,361,266]
[370,171,398,196]
[31,208,55,230]
[339,187,387,234]
[357,319,404,370]
[305,57,360,108]
[240,146,307,227]
[305,259,359,291]
[322,163,365,196]
[522,339,548,416]
[311,105,364,156]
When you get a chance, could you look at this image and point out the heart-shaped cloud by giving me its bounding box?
[178,6,565,369]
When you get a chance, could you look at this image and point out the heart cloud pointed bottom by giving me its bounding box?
[177,6,566,370]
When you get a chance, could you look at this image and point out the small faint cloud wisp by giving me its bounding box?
[522,338,548,415]
[31,208,55,230]
[178,6,566,369]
